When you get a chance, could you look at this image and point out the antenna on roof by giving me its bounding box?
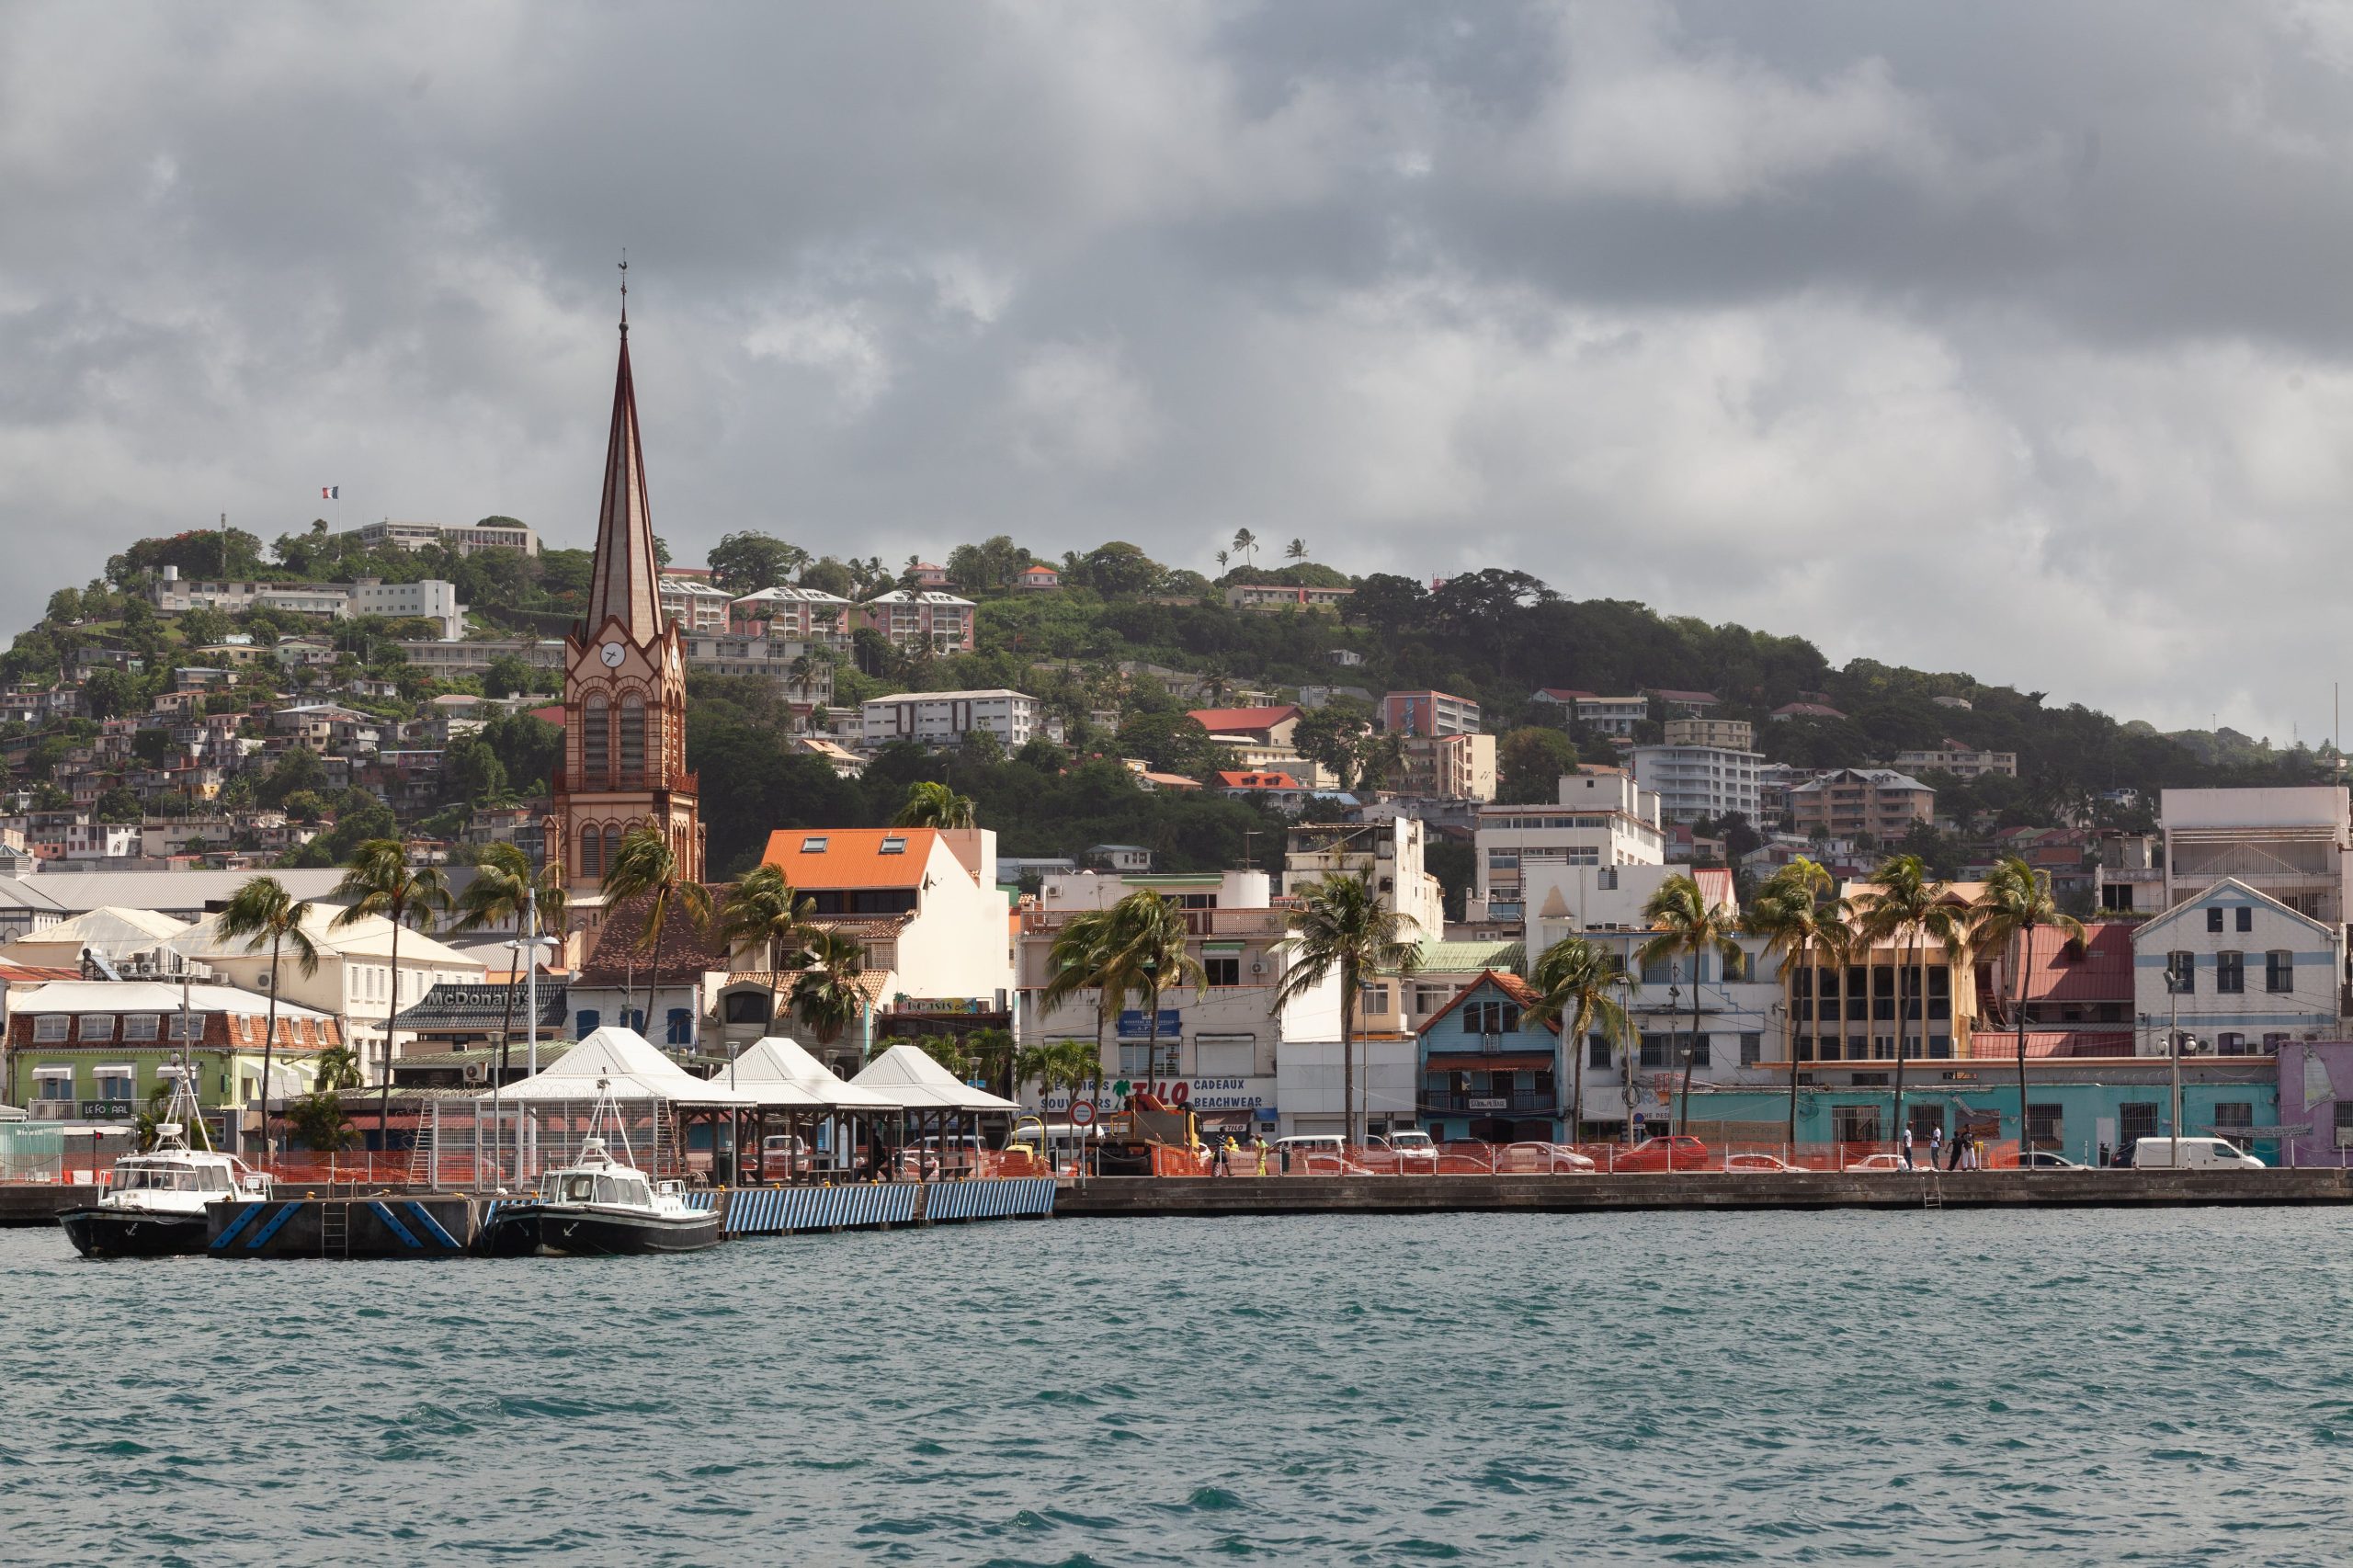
[619,251,629,333]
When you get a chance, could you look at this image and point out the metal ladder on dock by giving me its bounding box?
[1922,1174,1944,1210]
[320,1201,349,1258]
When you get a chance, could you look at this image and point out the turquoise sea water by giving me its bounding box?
[4,1210,2352,1564]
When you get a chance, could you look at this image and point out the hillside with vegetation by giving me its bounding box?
[2,520,2334,887]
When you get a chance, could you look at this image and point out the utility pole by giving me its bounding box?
[2168,959,2183,1168]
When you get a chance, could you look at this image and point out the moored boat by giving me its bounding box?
[58,1113,270,1259]
[477,1136,720,1256]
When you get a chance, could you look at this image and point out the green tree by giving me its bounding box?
[790,929,868,1048]
[601,824,714,1041]
[1742,858,1849,1150]
[331,841,450,1151]
[440,733,510,806]
[1853,854,1969,1155]
[1036,908,1120,1093]
[92,788,142,824]
[1285,538,1307,563]
[452,843,570,1087]
[82,667,136,719]
[216,876,321,1161]
[1497,727,1579,804]
[1231,528,1257,569]
[893,778,976,829]
[1639,874,1747,1137]
[1096,891,1208,1103]
[708,531,812,596]
[1115,711,1221,777]
[1523,935,1634,1140]
[1272,874,1415,1146]
[1968,856,2085,1165]
[717,864,815,1043]
[482,653,539,699]
[1292,702,1370,789]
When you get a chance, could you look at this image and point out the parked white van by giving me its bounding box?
[2133,1136,2266,1170]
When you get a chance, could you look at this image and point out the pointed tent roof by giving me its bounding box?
[851,1042,1022,1112]
[489,1025,759,1105]
[582,322,664,643]
[0,904,191,964]
[729,1036,901,1110]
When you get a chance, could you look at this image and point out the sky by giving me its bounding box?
[4,1,2351,742]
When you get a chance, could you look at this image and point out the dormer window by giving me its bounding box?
[801,835,828,853]
[879,835,906,855]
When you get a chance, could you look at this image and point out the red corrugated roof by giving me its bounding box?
[759,826,938,888]
[1970,1028,2134,1060]
[1693,868,1736,910]
[1188,705,1301,733]
[1535,687,1597,700]
[2010,922,2132,1004]
[1216,769,1300,789]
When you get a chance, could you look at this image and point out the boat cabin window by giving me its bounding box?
[560,1174,597,1202]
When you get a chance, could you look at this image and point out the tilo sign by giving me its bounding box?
[1039,1076,1273,1112]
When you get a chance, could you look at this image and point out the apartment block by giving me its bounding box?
[2132,879,2345,1054]
[858,589,977,654]
[1283,817,1445,941]
[1664,717,1755,751]
[396,637,566,677]
[1382,688,1481,737]
[861,689,1040,749]
[730,585,853,643]
[1575,695,1649,737]
[681,634,834,705]
[1788,768,1935,842]
[1392,733,1497,802]
[335,518,539,556]
[1630,743,1763,824]
[1893,743,2018,779]
[1223,583,1355,614]
[349,578,465,640]
[1470,767,1665,924]
[657,576,734,633]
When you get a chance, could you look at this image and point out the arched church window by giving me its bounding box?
[604,824,623,874]
[582,694,609,785]
[619,693,646,781]
[581,822,605,879]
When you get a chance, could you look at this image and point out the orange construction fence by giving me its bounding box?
[1133,1137,2029,1176]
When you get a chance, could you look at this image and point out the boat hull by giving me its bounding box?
[59,1207,211,1259]
[477,1203,722,1257]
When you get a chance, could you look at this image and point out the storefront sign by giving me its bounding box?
[1037,1075,1275,1112]
[1114,1009,1185,1040]
[892,997,1000,1017]
[77,1100,134,1121]
[1466,1096,1508,1112]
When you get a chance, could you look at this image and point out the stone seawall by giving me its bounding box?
[1056,1168,2353,1217]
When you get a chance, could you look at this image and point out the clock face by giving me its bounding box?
[599,641,625,668]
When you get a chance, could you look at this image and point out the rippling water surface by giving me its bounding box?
[5,1209,2353,1564]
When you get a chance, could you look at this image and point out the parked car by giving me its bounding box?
[1614,1135,1711,1172]
[2018,1150,2089,1170]
[759,1134,812,1180]
[1848,1153,1909,1172]
[2131,1136,2264,1171]
[1381,1130,1438,1155]
[1725,1152,1796,1172]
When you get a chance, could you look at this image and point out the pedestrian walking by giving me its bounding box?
[1253,1134,1269,1176]
[1212,1137,1233,1177]
[1929,1127,1943,1169]
[1948,1128,1965,1171]
[1900,1124,1914,1170]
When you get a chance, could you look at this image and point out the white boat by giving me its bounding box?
[59,1105,270,1259]
[476,1085,721,1256]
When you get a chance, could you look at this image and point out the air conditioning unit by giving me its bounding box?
[462,1062,487,1084]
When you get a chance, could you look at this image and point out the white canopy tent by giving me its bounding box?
[732,1037,899,1111]
[852,1043,1023,1113]
[487,1027,762,1107]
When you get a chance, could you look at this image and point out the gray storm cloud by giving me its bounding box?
[2,0,2348,739]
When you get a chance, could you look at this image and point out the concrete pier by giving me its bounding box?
[1055,1168,2353,1217]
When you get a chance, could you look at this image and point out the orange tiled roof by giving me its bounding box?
[759,826,938,889]
[1188,705,1302,733]
[1217,769,1301,790]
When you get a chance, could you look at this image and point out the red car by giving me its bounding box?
[1613,1135,1711,1172]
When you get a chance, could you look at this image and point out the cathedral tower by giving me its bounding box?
[548,301,703,893]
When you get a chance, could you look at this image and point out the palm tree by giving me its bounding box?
[1272,874,1415,1146]
[894,779,977,829]
[1522,935,1633,1142]
[1285,538,1307,563]
[452,843,570,1088]
[333,839,449,1153]
[1853,854,1969,1157]
[790,929,868,1051]
[1214,550,1229,574]
[718,864,816,1039]
[1638,873,1746,1138]
[1743,858,1849,1153]
[1095,891,1208,1104]
[601,824,714,1046]
[1038,908,1119,1092]
[1969,856,2085,1166]
[215,874,320,1165]
[1232,528,1257,568]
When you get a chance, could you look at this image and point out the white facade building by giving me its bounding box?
[1282,817,1446,942]
[861,689,1040,749]
[1630,744,1764,824]
[2160,787,2353,927]
[350,578,465,640]
[1470,768,1665,924]
[2131,878,2345,1056]
[337,518,539,556]
[656,576,735,633]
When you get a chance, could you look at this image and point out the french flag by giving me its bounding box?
[321,485,339,499]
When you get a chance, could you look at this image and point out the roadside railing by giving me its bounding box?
[1123,1138,2031,1177]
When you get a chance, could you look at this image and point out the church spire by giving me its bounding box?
[583,261,662,642]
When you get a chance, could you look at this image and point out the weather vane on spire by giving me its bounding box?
[619,249,629,332]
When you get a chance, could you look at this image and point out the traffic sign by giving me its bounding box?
[1069,1100,1097,1127]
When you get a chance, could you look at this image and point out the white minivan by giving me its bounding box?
[2133,1136,2266,1170]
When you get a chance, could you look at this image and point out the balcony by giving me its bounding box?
[26,1100,75,1121]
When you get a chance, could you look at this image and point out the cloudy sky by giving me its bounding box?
[5,1,2350,739]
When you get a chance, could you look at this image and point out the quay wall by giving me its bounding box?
[1055,1169,2353,1217]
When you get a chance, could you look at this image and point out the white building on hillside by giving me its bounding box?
[349,578,466,640]
[1630,743,1763,824]
[861,690,1040,750]
[2160,787,2353,927]
[1283,817,1445,941]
